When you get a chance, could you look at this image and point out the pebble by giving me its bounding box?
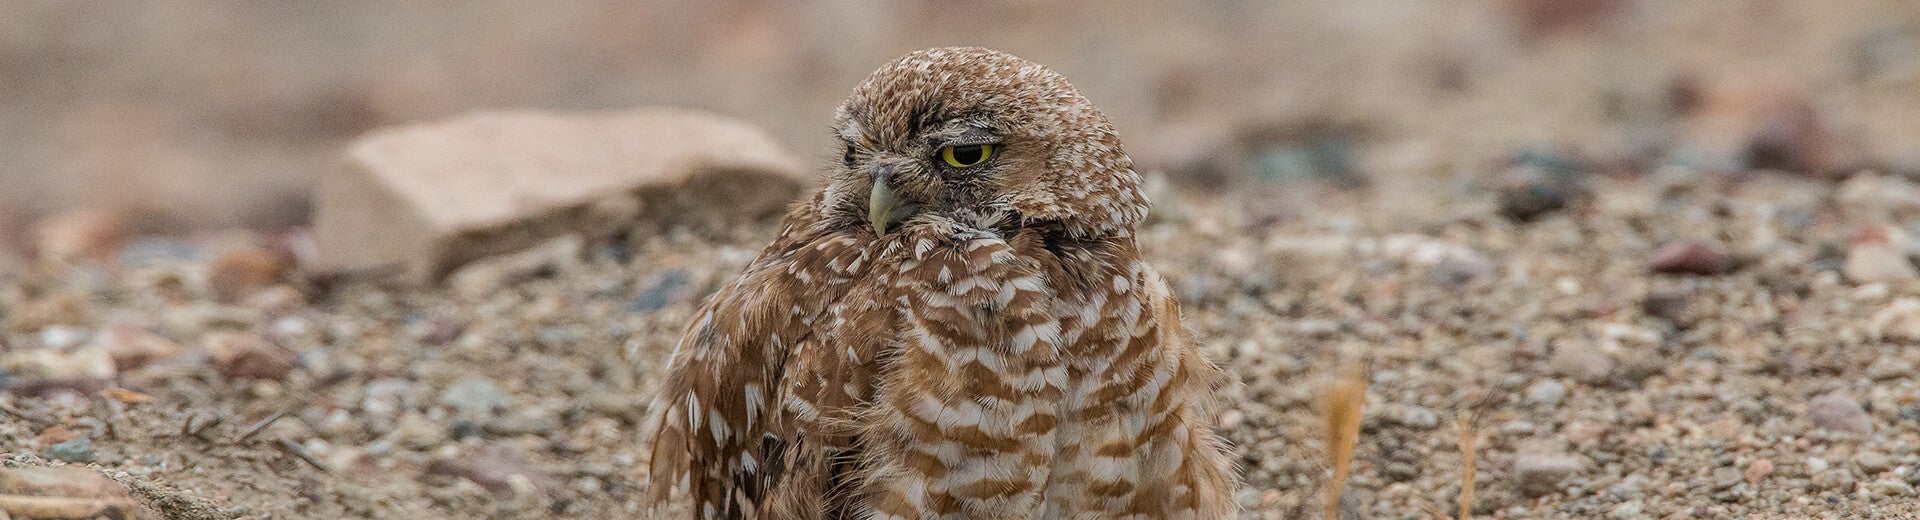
[203,331,296,380]
[1607,500,1644,519]
[631,269,692,313]
[39,325,91,350]
[1808,457,1831,473]
[1869,298,1920,342]
[1807,392,1874,434]
[1528,379,1569,406]
[1218,409,1245,430]
[93,324,184,371]
[1859,451,1894,474]
[1,343,116,380]
[42,438,96,463]
[361,378,419,420]
[1845,241,1918,284]
[439,377,512,418]
[1548,346,1614,385]
[1745,458,1775,484]
[1647,240,1732,275]
[1514,453,1586,497]
[386,412,446,450]
[205,244,296,303]
[1497,173,1583,223]
[1871,479,1916,497]
[1398,406,1439,429]
[1642,288,1695,324]
[425,445,555,497]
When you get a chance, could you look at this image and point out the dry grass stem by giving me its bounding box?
[1323,358,1367,520]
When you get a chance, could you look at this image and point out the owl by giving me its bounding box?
[648,47,1236,520]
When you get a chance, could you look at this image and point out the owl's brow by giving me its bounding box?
[926,124,999,147]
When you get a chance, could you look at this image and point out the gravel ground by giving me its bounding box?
[8,165,1920,519]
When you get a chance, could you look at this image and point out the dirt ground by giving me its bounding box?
[9,167,1920,518]
[6,2,1920,519]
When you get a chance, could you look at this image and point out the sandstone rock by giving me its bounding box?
[314,108,806,283]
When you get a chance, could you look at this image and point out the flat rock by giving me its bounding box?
[314,108,807,282]
[1514,453,1586,497]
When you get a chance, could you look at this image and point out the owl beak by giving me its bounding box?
[868,177,901,235]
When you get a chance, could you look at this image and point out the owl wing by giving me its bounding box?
[647,210,880,520]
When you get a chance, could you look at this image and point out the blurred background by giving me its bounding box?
[5,0,1918,250]
[9,2,1920,517]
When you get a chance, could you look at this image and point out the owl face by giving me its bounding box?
[838,106,1024,234]
[827,47,1150,239]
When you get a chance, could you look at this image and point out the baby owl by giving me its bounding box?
[649,47,1236,519]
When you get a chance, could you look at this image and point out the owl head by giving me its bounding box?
[825,47,1149,240]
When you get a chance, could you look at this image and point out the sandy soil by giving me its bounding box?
[8,166,1920,519]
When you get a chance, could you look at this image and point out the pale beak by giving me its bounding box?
[868,177,901,235]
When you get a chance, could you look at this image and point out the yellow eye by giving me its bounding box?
[940,144,994,168]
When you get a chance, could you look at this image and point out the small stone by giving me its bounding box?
[1836,173,1920,221]
[1,343,116,380]
[439,377,512,418]
[93,324,184,371]
[1871,478,1916,497]
[1497,173,1585,223]
[1859,451,1894,474]
[1513,453,1586,497]
[1744,458,1775,484]
[1398,406,1439,429]
[1562,421,1609,445]
[205,244,296,304]
[39,326,90,351]
[1218,410,1245,430]
[386,412,446,450]
[203,331,296,380]
[1548,345,1614,385]
[1607,500,1644,519]
[1647,240,1732,275]
[1870,298,1920,342]
[630,269,693,313]
[1642,288,1695,325]
[1845,233,1918,284]
[1807,392,1874,434]
[425,444,555,497]
[1807,457,1831,473]
[1527,379,1568,407]
[362,378,419,420]
[42,438,96,463]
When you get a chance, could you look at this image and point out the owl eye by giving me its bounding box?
[939,144,993,168]
[843,145,858,167]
